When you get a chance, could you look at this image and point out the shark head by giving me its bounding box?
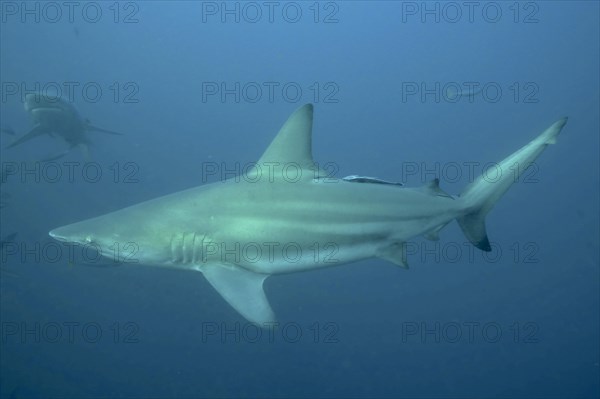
[48,201,178,266]
[24,92,71,113]
[24,92,60,111]
[24,93,80,125]
[49,217,114,247]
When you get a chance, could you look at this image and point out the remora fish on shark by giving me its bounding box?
[6,93,123,160]
[49,104,567,324]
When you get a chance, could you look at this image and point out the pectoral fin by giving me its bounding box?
[200,264,275,325]
[6,125,48,148]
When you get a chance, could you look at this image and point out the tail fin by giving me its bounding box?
[458,118,568,251]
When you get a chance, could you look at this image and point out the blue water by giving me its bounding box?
[1,2,598,398]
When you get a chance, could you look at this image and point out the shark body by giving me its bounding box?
[49,104,567,324]
[6,93,122,160]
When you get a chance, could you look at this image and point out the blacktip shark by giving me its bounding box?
[49,104,567,324]
[6,93,123,160]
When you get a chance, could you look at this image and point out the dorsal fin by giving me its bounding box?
[252,104,325,181]
[421,178,453,199]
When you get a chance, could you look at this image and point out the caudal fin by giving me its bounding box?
[458,118,568,251]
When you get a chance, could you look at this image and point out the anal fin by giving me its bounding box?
[457,212,491,251]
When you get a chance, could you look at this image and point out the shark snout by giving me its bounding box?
[48,228,68,242]
[49,225,93,246]
[49,227,80,244]
[24,93,61,111]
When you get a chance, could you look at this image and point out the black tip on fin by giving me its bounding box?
[457,213,492,252]
[475,235,492,252]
